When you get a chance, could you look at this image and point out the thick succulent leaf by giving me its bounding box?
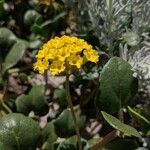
[128,106,150,125]
[42,122,57,150]
[101,139,138,150]
[29,40,42,49]
[31,12,66,38]
[16,86,49,116]
[54,109,86,138]
[53,88,66,101]
[101,111,141,138]
[53,88,67,108]
[28,85,49,116]
[128,107,150,136]
[96,57,138,113]
[2,41,26,74]
[15,94,32,115]
[0,113,41,149]
[0,28,17,50]
[24,9,42,26]
[16,39,29,48]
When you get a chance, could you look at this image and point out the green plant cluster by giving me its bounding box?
[0,0,150,150]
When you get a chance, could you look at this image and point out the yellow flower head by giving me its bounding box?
[34,35,99,75]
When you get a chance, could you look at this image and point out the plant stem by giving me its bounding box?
[118,108,124,123]
[44,71,48,93]
[2,103,12,113]
[90,130,118,150]
[65,74,82,150]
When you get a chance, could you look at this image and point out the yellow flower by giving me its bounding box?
[34,59,49,74]
[83,49,99,63]
[34,35,99,75]
[67,54,83,69]
[49,60,65,75]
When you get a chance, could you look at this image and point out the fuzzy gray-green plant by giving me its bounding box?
[64,0,150,97]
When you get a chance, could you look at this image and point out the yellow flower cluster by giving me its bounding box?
[34,35,99,75]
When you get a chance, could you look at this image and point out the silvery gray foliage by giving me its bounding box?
[120,32,150,96]
[85,0,150,96]
[84,0,131,47]
[64,0,150,96]
[128,33,150,97]
[120,0,150,96]
[132,0,150,33]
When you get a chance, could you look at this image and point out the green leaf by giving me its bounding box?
[53,88,67,108]
[42,122,58,150]
[2,41,26,74]
[31,12,66,38]
[15,94,32,115]
[88,138,100,148]
[53,88,66,101]
[101,139,138,150]
[16,86,49,116]
[0,113,41,149]
[0,142,12,150]
[16,38,29,48]
[0,28,17,50]
[29,40,42,49]
[28,85,49,116]
[54,109,86,138]
[57,136,89,150]
[101,111,141,138]
[0,0,5,19]
[96,57,138,113]
[40,12,66,29]
[128,106,150,125]
[57,142,76,150]
[128,107,150,136]
[24,9,42,26]
[67,136,89,150]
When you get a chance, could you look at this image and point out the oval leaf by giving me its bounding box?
[0,27,17,50]
[2,41,26,74]
[28,85,49,116]
[54,109,86,138]
[101,111,142,138]
[15,94,32,115]
[42,122,58,150]
[96,57,138,113]
[0,113,41,149]
[128,106,150,125]
[24,9,42,26]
